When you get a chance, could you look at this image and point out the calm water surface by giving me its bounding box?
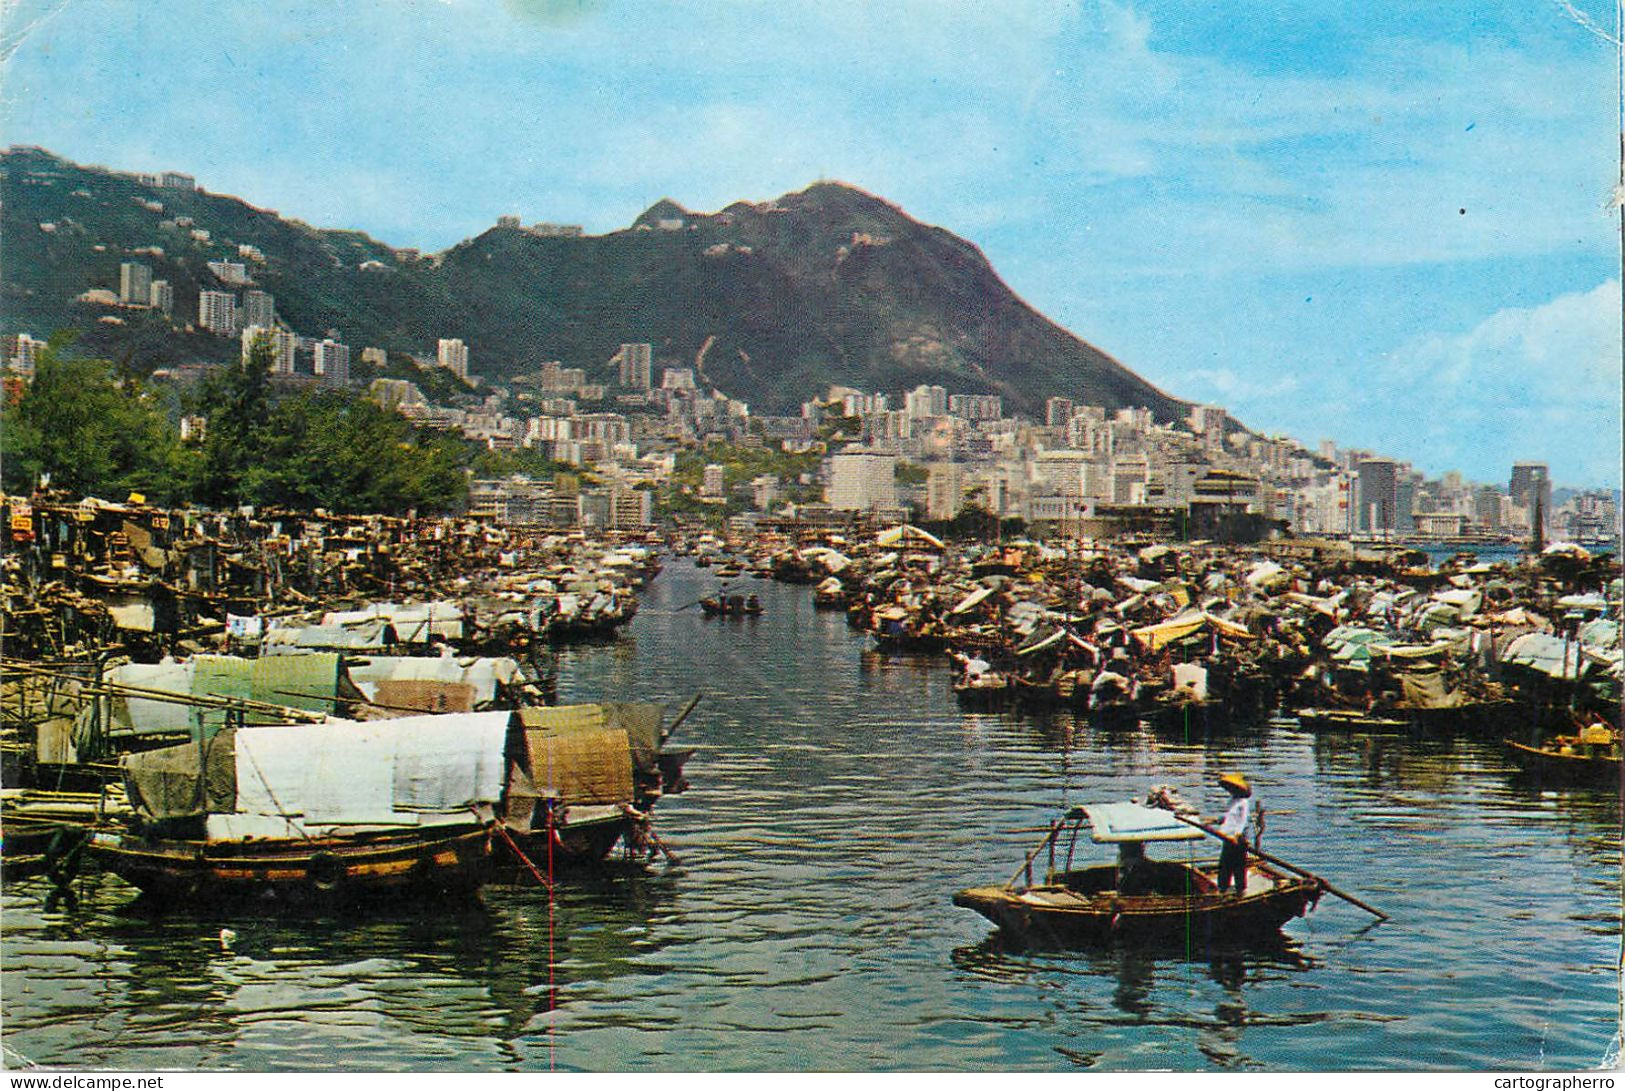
[3,560,1620,1071]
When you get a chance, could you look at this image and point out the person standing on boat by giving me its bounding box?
[1212,772,1263,896]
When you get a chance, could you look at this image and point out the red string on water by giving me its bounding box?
[547,802,556,1073]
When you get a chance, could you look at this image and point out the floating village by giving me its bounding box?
[1,488,1618,956]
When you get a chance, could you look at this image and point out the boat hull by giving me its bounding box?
[1504,739,1623,789]
[89,826,493,909]
[955,864,1321,947]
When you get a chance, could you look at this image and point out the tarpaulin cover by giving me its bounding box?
[263,619,395,653]
[123,729,237,820]
[875,524,945,550]
[322,601,465,643]
[231,711,510,826]
[345,654,521,708]
[1084,802,1204,843]
[102,658,196,736]
[191,653,341,731]
[1132,611,1254,652]
[1501,634,1590,680]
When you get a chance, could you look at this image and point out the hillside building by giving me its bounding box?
[118,262,151,305]
[826,450,898,512]
[197,290,238,335]
[241,290,275,330]
[313,338,350,384]
[437,338,469,381]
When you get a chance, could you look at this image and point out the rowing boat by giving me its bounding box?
[954,802,1323,946]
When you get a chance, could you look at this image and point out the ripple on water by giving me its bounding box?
[4,561,1619,1071]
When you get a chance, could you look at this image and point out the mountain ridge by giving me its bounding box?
[1,147,1189,420]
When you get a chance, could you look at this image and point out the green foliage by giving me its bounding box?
[465,443,569,481]
[197,333,275,506]
[894,461,929,485]
[1,342,199,502]
[245,390,465,513]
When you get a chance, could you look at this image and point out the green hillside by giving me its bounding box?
[1,147,1187,419]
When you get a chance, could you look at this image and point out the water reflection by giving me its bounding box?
[3,558,1619,1071]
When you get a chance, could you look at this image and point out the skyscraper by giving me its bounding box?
[241,290,275,330]
[615,343,653,389]
[1356,458,1399,533]
[149,279,173,316]
[438,338,469,381]
[313,338,351,384]
[119,262,152,305]
[1509,462,1550,529]
[197,290,238,335]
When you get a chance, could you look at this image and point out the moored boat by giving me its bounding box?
[1504,720,1621,788]
[90,824,493,908]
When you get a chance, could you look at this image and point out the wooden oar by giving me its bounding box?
[660,693,704,743]
[1170,812,1390,921]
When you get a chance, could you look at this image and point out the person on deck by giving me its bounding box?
[1211,771,1263,896]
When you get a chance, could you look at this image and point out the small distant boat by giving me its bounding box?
[812,577,847,610]
[952,669,1012,708]
[1294,707,1411,733]
[699,593,762,617]
[954,802,1325,946]
[713,564,743,579]
[1504,722,1621,788]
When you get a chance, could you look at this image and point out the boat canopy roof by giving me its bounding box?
[1082,802,1205,843]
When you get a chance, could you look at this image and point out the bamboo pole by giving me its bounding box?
[1169,812,1390,921]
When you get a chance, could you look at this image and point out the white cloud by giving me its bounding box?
[1359,281,1623,484]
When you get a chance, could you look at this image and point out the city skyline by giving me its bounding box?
[1,0,1620,488]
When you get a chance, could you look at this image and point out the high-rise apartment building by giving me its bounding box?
[437,338,469,381]
[904,384,948,419]
[615,343,653,389]
[826,450,898,512]
[1509,462,1551,526]
[1044,397,1074,428]
[149,279,173,315]
[241,290,275,330]
[198,290,238,335]
[1356,458,1399,533]
[242,325,296,374]
[119,262,152,305]
[313,338,351,384]
[947,394,1002,421]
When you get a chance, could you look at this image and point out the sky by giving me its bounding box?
[2,0,1621,488]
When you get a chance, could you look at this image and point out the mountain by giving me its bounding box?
[1,147,1187,419]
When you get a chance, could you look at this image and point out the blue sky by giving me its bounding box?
[2,0,1620,487]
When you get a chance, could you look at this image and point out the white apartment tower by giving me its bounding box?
[149,279,174,316]
[242,326,297,375]
[826,450,899,512]
[119,262,152,305]
[438,338,470,381]
[615,343,653,389]
[198,290,239,335]
[313,338,351,384]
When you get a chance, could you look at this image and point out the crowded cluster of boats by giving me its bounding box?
[680,524,1621,785]
[1,492,687,910]
[4,492,1619,953]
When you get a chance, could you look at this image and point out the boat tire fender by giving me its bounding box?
[307,851,347,892]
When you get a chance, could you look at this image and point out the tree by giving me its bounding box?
[0,342,196,502]
[198,332,274,506]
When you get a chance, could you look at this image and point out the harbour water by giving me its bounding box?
[2,559,1619,1072]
